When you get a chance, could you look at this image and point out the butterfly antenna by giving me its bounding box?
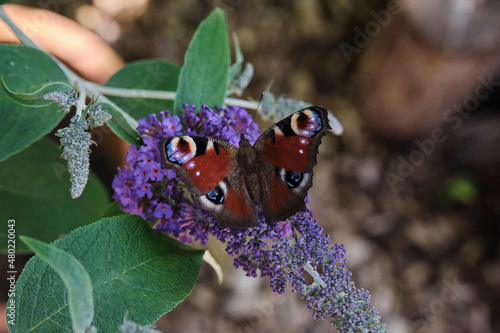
[254,93,264,118]
[202,105,238,139]
[244,93,264,138]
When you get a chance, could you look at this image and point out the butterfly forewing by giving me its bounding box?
[158,136,234,193]
[254,106,331,171]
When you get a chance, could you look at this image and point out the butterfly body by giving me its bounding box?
[158,106,332,228]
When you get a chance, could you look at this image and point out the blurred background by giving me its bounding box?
[1,0,500,332]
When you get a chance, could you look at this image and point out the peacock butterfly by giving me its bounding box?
[158,106,332,228]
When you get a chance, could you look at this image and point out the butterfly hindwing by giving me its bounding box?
[158,136,257,228]
[254,106,331,223]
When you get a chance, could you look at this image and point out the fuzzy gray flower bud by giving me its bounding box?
[87,104,112,128]
[44,90,78,113]
[56,115,93,198]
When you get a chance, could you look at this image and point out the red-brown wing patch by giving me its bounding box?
[224,187,253,217]
[266,180,291,211]
[183,146,232,193]
[261,134,312,172]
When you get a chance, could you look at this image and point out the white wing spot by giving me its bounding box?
[274,127,284,136]
[206,140,214,151]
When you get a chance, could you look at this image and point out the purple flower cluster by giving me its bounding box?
[112,105,387,332]
[270,211,386,331]
[112,104,258,242]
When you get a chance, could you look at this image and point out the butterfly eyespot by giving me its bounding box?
[206,186,225,204]
[166,137,197,164]
[292,110,323,137]
[285,171,303,189]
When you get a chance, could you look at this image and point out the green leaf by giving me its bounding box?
[174,8,230,115]
[104,60,180,119]
[228,33,244,84]
[227,33,254,97]
[0,44,69,162]
[8,214,204,333]
[97,101,142,145]
[20,236,94,333]
[0,137,109,253]
[0,78,73,107]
